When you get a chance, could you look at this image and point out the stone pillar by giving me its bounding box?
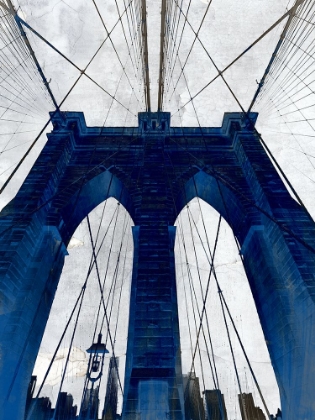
[233,123,315,419]
[122,113,184,419]
[0,116,75,420]
[0,224,67,420]
[122,225,184,420]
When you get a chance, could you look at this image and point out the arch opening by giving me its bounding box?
[30,198,134,418]
[59,169,135,245]
[174,170,252,245]
[174,197,280,419]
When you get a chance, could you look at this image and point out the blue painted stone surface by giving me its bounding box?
[0,111,315,419]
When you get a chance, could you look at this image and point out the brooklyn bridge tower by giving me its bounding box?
[0,0,315,419]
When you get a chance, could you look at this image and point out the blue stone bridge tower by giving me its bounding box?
[122,114,184,419]
[1,111,315,419]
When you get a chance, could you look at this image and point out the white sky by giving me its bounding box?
[1,0,315,418]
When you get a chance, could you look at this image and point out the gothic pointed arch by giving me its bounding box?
[57,169,135,244]
[1,111,315,419]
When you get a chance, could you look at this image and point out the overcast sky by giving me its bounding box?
[1,0,315,418]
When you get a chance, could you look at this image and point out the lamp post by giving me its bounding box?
[79,334,109,420]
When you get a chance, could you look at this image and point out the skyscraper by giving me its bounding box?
[25,378,78,420]
[238,393,265,420]
[183,372,205,420]
[102,357,119,420]
[54,392,77,420]
[203,390,228,420]
[80,386,100,420]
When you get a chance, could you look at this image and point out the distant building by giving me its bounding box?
[25,376,37,417]
[24,376,53,420]
[25,376,77,420]
[183,372,205,420]
[102,357,119,420]
[54,392,77,420]
[25,396,52,420]
[80,386,100,419]
[270,409,282,419]
[238,393,266,420]
[203,389,228,420]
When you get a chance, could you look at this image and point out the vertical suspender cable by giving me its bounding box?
[140,0,151,111]
[158,0,167,111]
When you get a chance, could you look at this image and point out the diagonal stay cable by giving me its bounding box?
[0,53,49,114]
[168,0,214,102]
[186,201,271,418]
[264,88,315,173]
[115,0,145,90]
[0,0,137,196]
[25,280,86,420]
[91,0,142,105]
[174,3,312,122]
[170,0,298,122]
[1,0,136,113]
[169,105,224,394]
[218,283,249,420]
[256,20,315,112]
[184,243,208,409]
[164,0,192,97]
[164,0,185,94]
[177,233,195,370]
[160,119,224,415]
[0,74,140,243]
[215,167,273,418]
[0,14,52,105]
[248,0,309,112]
[221,287,271,418]
[0,8,139,194]
[258,20,315,114]
[186,215,222,386]
[166,130,315,257]
[89,222,132,416]
[115,0,141,75]
[172,0,308,117]
[27,106,122,414]
[5,0,58,108]
[204,163,315,256]
[83,104,141,397]
[16,16,136,114]
[159,0,181,110]
[101,212,129,345]
[253,1,315,110]
[165,5,315,253]
[181,185,248,420]
[165,112,226,416]
[23,200,120,420]
[51,283,86,420]
[112,220,131,346]
[185,205,221,386]
[177,211,224,417]
[86,214,124,395]
[89,203,121,346]
[0,128,137,238]
[167,1,313,221]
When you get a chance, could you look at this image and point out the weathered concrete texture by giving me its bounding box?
[0,111,315,419]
